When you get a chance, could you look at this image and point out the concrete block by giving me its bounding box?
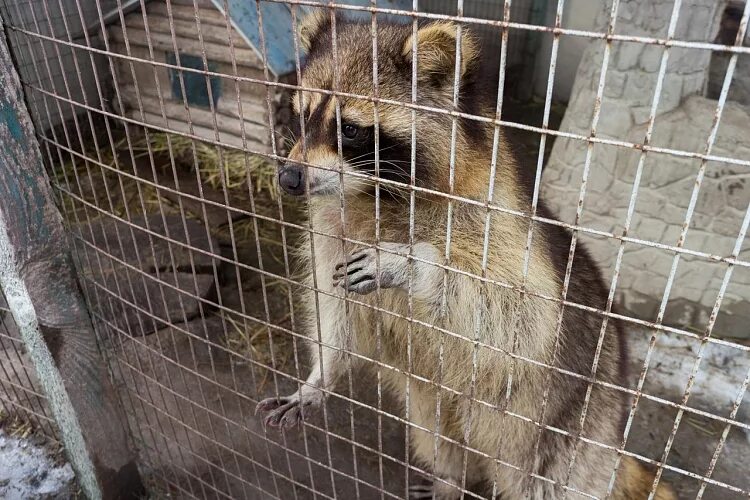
[711,211,744,238]
[604,71,628,99]
[681,71,706,97]
[599,102,634,139]
[622,71,658,107]
[639,45,664,73]
[655,79,684,116]
[616,42,644,72]
[633,218,667,243]
[721,176,750,211]
[620,290,660,322]
[685,5,715,42]
[676,259,715,291]
[632,272,669,302]
[673,285,706,303]
[662,298,702,328]
[642,155,697,188]
[714,299,750,339]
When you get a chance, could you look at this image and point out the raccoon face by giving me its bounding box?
[279,11,482,198]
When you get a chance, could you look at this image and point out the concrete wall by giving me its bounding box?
[542,0,750,338]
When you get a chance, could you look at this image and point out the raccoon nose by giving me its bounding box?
[279,163,306,196]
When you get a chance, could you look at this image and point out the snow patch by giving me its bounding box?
[0,429,74,499]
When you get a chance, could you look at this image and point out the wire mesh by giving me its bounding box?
[0,0,749,499]
[0,288,60,441]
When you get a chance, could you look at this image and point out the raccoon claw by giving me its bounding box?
[257,397,306,429]
[257,390,324,430]
[409,478,461,499]
[408,484,435,499]
[333,247,396,295]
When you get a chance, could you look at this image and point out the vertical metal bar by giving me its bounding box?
[542,1,621,496]
[369,1,387,498]
[0,14,143,499]
[287,4,320,496]
[327,3,360,496]
[405,1,419,495]
[488,1,513,496]
[293,3,339,498]
[602,0,685,496]
[496,0,565,490]
[646,5,750,496]
[244,0,303,492]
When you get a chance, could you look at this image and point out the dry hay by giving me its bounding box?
[50,130,304,377]
[224,310,297,390]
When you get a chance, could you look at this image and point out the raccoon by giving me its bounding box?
[257,11,675,500]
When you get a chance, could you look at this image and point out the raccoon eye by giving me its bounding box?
[342,123,359,139]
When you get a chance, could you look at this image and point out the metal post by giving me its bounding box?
[0,16,144,500]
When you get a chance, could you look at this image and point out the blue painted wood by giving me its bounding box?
[213,0,413,76]
[297,0,415,24]
[99,0,413,77]
[167,53,222,107]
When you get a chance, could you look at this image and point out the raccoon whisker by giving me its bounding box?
[348,158,413,168]
[355,178,425,204]
[350,162,408,172]
[355,163,406,171]
[364,159,414,165]
[358,166,412,178]
[344,144,401,163]
[278,127,297,144]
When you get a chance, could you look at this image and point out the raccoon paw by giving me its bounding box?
[333,247,401,295]
[408,480,461,500]
[256,393,319,430]
[408,484,434,499]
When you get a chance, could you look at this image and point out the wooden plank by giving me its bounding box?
[123,10,258,61]
[169,0,216,8]
[108,41,270,103]
[109,24,259,67]
[78,215,218,336]
[147,2,229,27]
[128,110,270,152]
[121,89,272,145]
[118,84,270,129]
[0,17,143,500]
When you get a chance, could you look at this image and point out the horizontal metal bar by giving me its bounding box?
[10,26,750,172]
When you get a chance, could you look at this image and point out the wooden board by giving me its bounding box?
[108,41,271,102]
[109,24,259,67]
[77,215,219,336]
[123,10,260,65]
[128,110,270,152]
[119,87,270,139]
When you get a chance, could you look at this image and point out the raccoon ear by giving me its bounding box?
[298,9,331,53]
[402,22,478,85]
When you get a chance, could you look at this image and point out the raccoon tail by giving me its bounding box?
[612,456,677,500]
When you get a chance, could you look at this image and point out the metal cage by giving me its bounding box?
[0,0,749,499]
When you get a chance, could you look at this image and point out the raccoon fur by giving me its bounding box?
[257,11,676,500]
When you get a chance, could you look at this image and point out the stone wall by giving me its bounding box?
[542,0,750,338]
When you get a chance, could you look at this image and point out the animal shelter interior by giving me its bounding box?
[0,0,750,499]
